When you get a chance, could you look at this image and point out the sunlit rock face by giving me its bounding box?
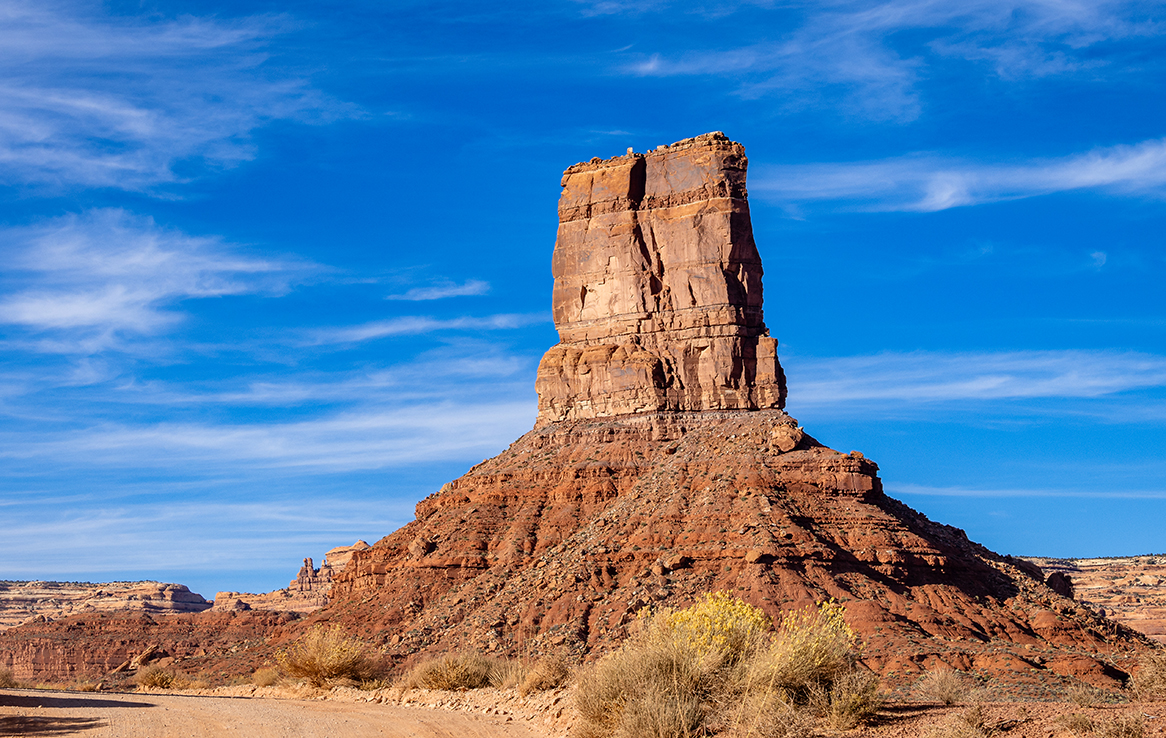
[535,132,786,426]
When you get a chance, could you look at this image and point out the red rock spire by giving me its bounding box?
[535,132,786,426]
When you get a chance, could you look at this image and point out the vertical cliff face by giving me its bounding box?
[535,132,786,426]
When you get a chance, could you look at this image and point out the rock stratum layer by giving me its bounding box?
[1027,556,1166,645]
[0,581,211,631]
[535,132,785,425]
[0,134,1155,695]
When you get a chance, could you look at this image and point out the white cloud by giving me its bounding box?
[0,401,536,472]
[0,0,353,191]
[754,137,1166,211]
[0,209,310,350]
[308,312,548,345]
[385,279,491,301]
[786,349,1166,409]
[623,0,1161,121]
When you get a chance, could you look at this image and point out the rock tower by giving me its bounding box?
[2,134,1150,693]
[536,132,785,425]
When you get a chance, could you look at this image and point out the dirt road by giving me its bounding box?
[0,689,548,738]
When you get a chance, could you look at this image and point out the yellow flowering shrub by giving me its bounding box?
[648,591,771,662]
[576,594,879,738]
[747,599,858,698]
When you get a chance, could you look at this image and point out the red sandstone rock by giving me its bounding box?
[0,135,1153,697]
[535,132,785,425]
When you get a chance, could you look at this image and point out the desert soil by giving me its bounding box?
[4,686,1166,738]
[0,687,553,738]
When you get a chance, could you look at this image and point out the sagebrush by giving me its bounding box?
[404,652,498,690]
[252,667,280,687]
[0,668,18,689]
[1130,651,1166,701]
[520,655,571,694]
[277,626,381,687]
[135,664,176,689]
[917,669,972,705]
[575,594,878,738]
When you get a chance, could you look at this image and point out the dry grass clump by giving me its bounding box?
[917,668,972,705]
[575,594,878,738]
[823,667,883,730]
[924,705,992,738]
[277,625,381,687]
[520,655,570,695]
[0,668,19,689]
[1059,713,1097,735]
[135,664,176,689]
[1068,682,1109,707]
[1130,650,1166,701]
[1098,714,1145,738]
[404,652,498,690]
[490,659,528,690]
[252,667,280,687]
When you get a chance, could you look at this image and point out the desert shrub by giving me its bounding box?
[520,655,570,695]
[1068,682,1106,707]
[745,599,857,701]
[490,659,527,690]
[252,667,280,687]
[720,694,815,738]
[924,705,992,738]
[1098,714,1145,738]
[654,591,772,662]
[136,664,176,689]
[825,667,883,729]
[1059,713,1097,735]
[576,595,875,738]
[916,668,972,705]
[0,668,18,688]
[277,625,380,687]
[1130,651,1166,701]
[404,652,497,690]
[925,721,988,738]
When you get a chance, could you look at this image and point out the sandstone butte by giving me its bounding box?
[0,132,1156,695]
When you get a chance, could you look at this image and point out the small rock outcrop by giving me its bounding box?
[536,132,785,425]
[211,541,370,614]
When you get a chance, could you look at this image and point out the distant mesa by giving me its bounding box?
[0,581,211,631]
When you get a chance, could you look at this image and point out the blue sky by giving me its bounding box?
[1,0,1164,598]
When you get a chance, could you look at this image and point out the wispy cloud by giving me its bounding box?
[754,137,1166,211]
[0,496,416,592]
[622,0,1163,121]
[0,1,353,191]
[307,312,548,345]
[0,209,311,351]
[786,349,1166,413]
[0,401,536,472]
[385,279,490,301]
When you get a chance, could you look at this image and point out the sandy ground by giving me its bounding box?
[3,686,1165,738]
[0,688,550,738]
